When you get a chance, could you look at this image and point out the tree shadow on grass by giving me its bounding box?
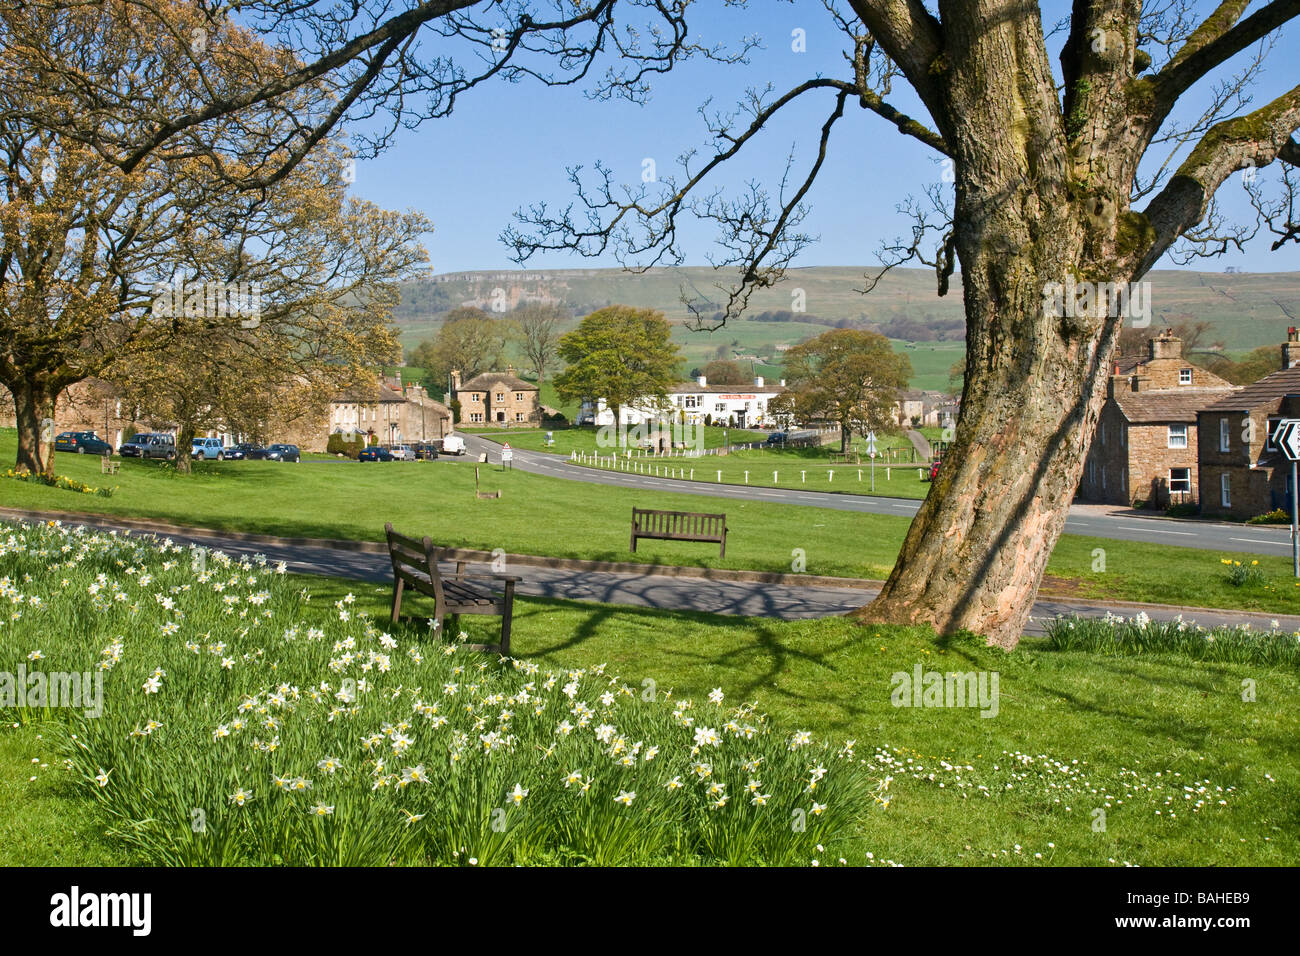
[502,597,873,733]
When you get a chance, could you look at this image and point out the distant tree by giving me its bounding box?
[412,307,504,386]
[1117,320,1223,365]
[702,360,750,386]
[1204,346,1280,386]
[554,306,681,426]
[511,303,566,383]
[782,330,911,452]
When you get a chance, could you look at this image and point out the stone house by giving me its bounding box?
[329,374,453,446]
[1078,331,1237,507]
[451,367,540,426]
[1197,328,1300,520]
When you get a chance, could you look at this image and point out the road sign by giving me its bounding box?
[865,431,878,458]
[1277,420,1300,461]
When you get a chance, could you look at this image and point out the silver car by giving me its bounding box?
[388,444,416,461]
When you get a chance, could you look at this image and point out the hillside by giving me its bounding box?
[392,266,1300,392]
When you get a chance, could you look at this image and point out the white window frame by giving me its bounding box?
[1169,468,1191,494]
[1221,473,1231,508]
[1167,424,1188,449]
[1179,368,1193,385]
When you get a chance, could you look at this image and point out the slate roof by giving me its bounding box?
[1112,388,1237,424]
[459,371,537,392]
[1199,364,1300,413]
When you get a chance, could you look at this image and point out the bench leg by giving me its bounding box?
[719,531,726,559]
[499,582,515,656]
[390,576,404,624]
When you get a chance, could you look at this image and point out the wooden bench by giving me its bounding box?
[100,456,120,475]
[828,452,861,465]
[384,523,519,654]
[630,507,727,558]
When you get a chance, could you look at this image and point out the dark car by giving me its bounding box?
[232,443,267,460]
[358,446,395,461]
[765,431,788,446]
[411,442,440,460]
[55,431,113,455]
[119,432,176,460]
[263,444,300,462]
[221,445,247,460]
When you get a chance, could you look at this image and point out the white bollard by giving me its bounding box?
[858,469,862,481]
[744,471,749,483]
[886,467,891,480]
[801,470,806,483]
[690,469,694,480]
[716,470,721,482]
[828,470,833,482]
[773,471,778,483]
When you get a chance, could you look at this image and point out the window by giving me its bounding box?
[1221,473,1231,508]
[1267,418,1282,450]
[515,412,525,422]
[1220,418,1230,452]
[715,403,727,412]
[1170,468,1191,493]
[1179,368,1193,384]
[685,396,698,408]
[496,392,504,402]
[515,393,524,402]
[1168,424,1188,449]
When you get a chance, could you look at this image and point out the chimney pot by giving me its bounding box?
[697,375,707,387]
[755,376,764,388]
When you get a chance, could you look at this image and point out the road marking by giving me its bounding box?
[1118,525,1195,536]
[1229,536,1292,547]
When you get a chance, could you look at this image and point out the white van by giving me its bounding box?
[440,435,466,456]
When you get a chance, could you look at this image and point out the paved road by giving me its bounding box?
[60,513,1297,637]
[459,434,1298,559]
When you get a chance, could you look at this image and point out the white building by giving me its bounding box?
[579,375,787,429]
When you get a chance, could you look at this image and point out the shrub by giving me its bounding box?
[326,433,363,459]
[1247,508,1291,525]
[1165,502,1198,518]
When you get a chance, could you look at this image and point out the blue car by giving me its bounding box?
[358,446,395,461]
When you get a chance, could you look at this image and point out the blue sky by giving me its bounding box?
[346,1,1300,275]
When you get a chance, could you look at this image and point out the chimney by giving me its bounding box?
[779,379,786,388]
[506,364,515,376]
[450,369,462,393]
[697,375,707,387]
[755,376,764,388]
[1283,327,1300,369]
[1148,330,1182,361]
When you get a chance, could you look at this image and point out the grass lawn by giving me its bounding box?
[575,444,934,500]
[2,427,1299,614]
[5,547,1295,867]
[462,424,769,457]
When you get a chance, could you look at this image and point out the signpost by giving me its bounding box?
[1275,419,1300,578]
[865,432,878,492]
[501,442,513,470]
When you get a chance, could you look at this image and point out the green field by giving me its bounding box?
[5,539,1296,867]
[3,428,1300,614]
[463,424,769,457]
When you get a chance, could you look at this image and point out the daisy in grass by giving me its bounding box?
[508,783,529,806]
[614,790,636,807]
[229,788,253,806]
[310,804,334,817]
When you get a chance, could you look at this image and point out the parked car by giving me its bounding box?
[119,432,176,460]
[765,431,788,446]
[411,442,440,460]
[386,444,415,461]
[55,431,113,455]
[263,444,300,462]
[358,446,395,461]
[234,443,268,459]
[221,445,247,460]
[191,437,225,460]
[440,434,467,456]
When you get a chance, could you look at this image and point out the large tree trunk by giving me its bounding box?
[10,379,58,477]
[854,5,1142,649]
